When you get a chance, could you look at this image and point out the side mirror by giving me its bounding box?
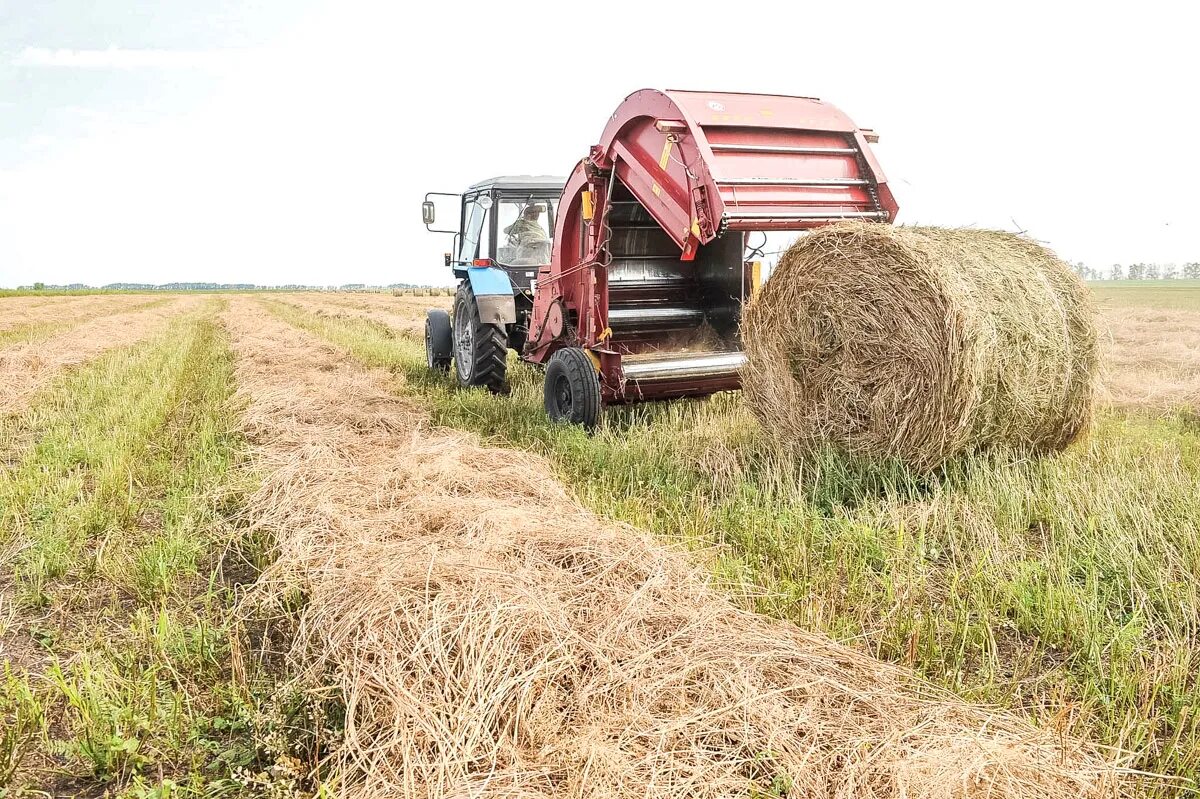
[422,200,436,226]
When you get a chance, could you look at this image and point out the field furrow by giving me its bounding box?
[0,296,204,415]
[1100,306,1200,410]
[275,292,450,338]
[0,283,1195,798]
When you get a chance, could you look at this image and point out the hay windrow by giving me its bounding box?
[741,223,1099,469]
[0,293,150,333]
[0,296,203,414]
[1097,305,1200,410]
[275,293,439,338]
[225,298,1130,799]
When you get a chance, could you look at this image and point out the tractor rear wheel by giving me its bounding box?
[452,283,508,393]
[425,309,452,373]
[544,348,601,429]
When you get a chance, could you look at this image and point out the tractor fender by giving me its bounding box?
[466,266,516,326]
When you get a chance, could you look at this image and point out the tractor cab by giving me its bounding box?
[423,175,566,292]
[422,175,567,393]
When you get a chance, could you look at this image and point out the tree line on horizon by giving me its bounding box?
[1072,262,1200,281]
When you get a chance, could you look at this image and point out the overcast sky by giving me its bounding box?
[0,1,1196,287]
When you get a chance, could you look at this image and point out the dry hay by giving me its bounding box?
[226,298,1130,799]
[0,293,151,333]
[741,223,1099,469]
[329,290,455,308]
[1096,305,1200,411]
[0,296,202,414]
[277,293,443,337]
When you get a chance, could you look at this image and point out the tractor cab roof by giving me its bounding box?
[466,175,567,193]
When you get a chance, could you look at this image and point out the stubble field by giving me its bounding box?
[0,284,1197,797]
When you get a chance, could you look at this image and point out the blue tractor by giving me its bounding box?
[422,175,566,393]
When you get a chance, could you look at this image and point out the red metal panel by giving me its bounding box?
[589,89,897,247]
[609,373,742,404]
[526,162,591,363]
[665,90,859,134]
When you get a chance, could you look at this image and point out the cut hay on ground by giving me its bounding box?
[275,293,440,337]
[1097,306,1200,411]
[320,290,456,308]
[741,223,1099,469]
[226,298,1129,799]
[0,297,200,414]
[0,294,150,334]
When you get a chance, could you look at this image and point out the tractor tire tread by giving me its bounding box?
[473,324,509,394]
[545,347,601,429]
[453,284,509,394]
[425,309,453,373]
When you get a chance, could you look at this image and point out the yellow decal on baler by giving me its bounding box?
[652,136,676,199]
[582,190,595,221]
[658,137,675,169]
[691,219,701,238]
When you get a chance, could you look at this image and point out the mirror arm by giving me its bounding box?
[422,191,462,234]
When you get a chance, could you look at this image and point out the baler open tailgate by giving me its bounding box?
[597,89,898,253]
[706,130,890,230]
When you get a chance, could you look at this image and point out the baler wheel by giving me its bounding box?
[544,348,601,429]
[452,283,508,393]
[425,309,452,373]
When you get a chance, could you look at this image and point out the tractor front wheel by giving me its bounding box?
[544,348,601,429]
[425,309,452,373]
[452,283,508,393]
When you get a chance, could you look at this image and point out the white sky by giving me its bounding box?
[0,0,1196,287]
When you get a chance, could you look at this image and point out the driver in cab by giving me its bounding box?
[504,203,550,264]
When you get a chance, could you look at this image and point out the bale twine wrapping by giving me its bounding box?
[740,223,1098,469]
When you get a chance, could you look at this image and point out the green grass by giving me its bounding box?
[0,304,268,796]
[1089,280,1200,310]
[265,298,1200,790]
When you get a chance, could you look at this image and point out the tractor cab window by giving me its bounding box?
[457,194,491,263]
[497,198,554,266]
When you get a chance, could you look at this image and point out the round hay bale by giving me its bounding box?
[740,223,1098,469]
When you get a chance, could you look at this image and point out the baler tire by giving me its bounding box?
[544,348,601,430]
[452,283,509,393]
[425,309,452,374]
